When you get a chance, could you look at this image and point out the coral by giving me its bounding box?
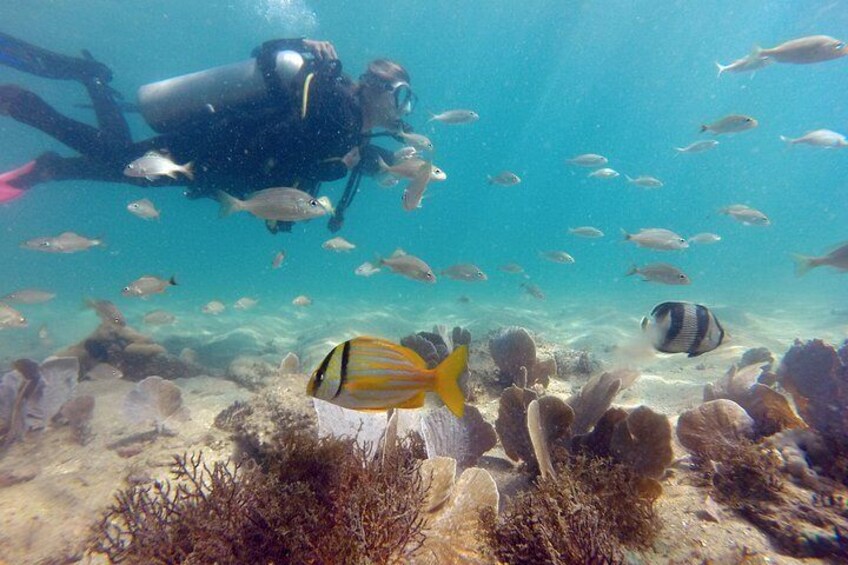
[92,425,430,564]
[740,347,774,369]
[420,404,497,468]
[480,456,658,564]
[58,394,95,445]
[226,355,279,391]
[123,376,189,433]
[567,371,625,435]
[414,457,499,563]
[278,352,300,375]
[778,339,848,447]
[676,399,755,458]
[527,395,574,479]
[401,333,443,368]
[494,384,538,468]
[451,326,471,348]
[609,406,673,479]
[571,406,628,459]
[489,326,536,385]
[213,400,254,433]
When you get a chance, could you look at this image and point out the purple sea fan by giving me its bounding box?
[123,376,189,432]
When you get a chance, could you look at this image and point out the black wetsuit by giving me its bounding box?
[0,33,377,232]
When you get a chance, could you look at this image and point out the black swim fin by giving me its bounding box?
[0,31,112,83]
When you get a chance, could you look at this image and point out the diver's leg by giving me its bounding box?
[82,76,131,148]
[0,32,111,83]
[0,84,115,158]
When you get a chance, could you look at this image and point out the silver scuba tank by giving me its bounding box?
[137,50,306,133]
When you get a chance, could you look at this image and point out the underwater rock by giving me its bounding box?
[609,406,673,480]
[58,394,95,445]
[414,458,499,564]
[494,384,538,466]
[227,355,279,391]
[768,428,827,487]
[213,400,254,433]
[740,347,774,369]
[489,326,536,384]
[60,321,207,381]
[676,399,755,457]
[123,376,189,432]
[567,370,626,435]
[420,404,496,468]
[777,338,848,446]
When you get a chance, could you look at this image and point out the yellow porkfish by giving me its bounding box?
[306,337,468,418]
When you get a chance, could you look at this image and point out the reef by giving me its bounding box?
[58,320,209,381]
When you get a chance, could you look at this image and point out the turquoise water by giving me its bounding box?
[0,1,846,364]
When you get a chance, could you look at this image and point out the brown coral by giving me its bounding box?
[494,384,538,467]
[609,406,673,480]
[676,399,755,458]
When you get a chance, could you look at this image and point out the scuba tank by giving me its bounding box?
[137,44,309,133]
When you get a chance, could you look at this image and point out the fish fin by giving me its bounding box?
[376,155,390,174]
[395,391,426,409]
[779,135,793,146]
[216,191,243,218]
[715,61,728,77]
[640,316,649,330]
[625,265,638,277]
[181,161,195,181]
[145,175,156,182]
[433,345,468,418]
[427,112,436,122]
[790,254,815,276]
[486,175,493,184]
[751,45,764,58]
[143,150,162,158]
[625,175,634,183]
[390,248,406,258]
[620,228,631,241]
[169,276,178,286]
[164,170,178,179]
[700,125,709,133]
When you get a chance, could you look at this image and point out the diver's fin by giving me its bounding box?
[433,345,468,418]
[0,31,112,83]
[0,160,35,203]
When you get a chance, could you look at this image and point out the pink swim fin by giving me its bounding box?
[0,161,35,203]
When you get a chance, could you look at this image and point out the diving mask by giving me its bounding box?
[386,80,417,116]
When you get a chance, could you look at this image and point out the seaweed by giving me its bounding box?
[91,425,428,564]
[480,456,658,564]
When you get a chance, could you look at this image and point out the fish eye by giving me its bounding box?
[309,199,319,207]
[679,274,687,279]
[40,241,51,247]
[745,118,753,122]
[678,238,686,243]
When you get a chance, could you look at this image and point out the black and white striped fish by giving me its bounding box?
[641,302,726,357]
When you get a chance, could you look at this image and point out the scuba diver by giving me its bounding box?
[0,32,418,232]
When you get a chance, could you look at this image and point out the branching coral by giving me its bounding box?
[91,426,429,564]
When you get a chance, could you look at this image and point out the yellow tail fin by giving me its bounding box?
[434,345,468,418]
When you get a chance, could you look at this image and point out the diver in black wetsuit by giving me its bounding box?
[0,32,417,233]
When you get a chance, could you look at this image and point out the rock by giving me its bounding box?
[676,399,755,457]
[740,347,774,369]
[227,355,279,391]
[694,496,722,523]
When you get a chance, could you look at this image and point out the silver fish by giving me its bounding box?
[675,140,719,154]
[716,51,772,77]
[720,205,770,226]
[143,310,177,325]
[566,154,608,167]
[202,300,225,315]
[568,227,604,238]
[626,263,691,285]
[397,131,434,151]
[272,251,286,269]
[687,233,722,245]
[234,297,258,310]
[625,175,663,188]
[0,302,27,329]
[85,298,126,326]
[322,237,356,252]
[402,161,432,211]
[701,115,758,135]
[520,282,545,300]
[127,198,161,220]
[292,295,313,306]
[124,151,194,181]
[355,261,381,277]
[793,241,848,275]
[441,264,488,282]
[122,275,177,298]
[393,146,419,161]
[623,228,689,251]
[757,35,848,64]
[588,168,619,179]
[641,302,725,357]
[379,249,436,283]
[21,232,103,253]
[2,289,55,304]
[217,188,329,222]
[487,171,522,186]
[376,156,447,182]
[428,109,479,124]
[780,129,848,148]
[499,263,526,274]
[541,251,575,264]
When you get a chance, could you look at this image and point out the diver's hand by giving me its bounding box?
[342,147,361,170]
[303,39,338,61]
